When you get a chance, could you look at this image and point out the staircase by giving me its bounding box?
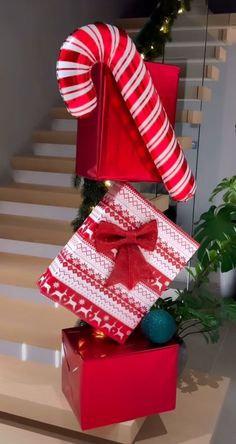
[0,9,235,443]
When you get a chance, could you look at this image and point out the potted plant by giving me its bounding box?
[152,176,236,348]
[206,176,236,297]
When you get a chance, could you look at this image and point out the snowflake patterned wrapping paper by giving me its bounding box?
[38,183,199,343]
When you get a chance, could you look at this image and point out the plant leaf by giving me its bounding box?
[210,176,236,204]
[194,205,236,272]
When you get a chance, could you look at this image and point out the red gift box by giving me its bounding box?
[62,326,179,430]
[76,62,180,182]
[38,183,199,344]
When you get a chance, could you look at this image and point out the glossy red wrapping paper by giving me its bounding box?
[62,326,179,430]
[76,62,180,182]
[57,23,196,201]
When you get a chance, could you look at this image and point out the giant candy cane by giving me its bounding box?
[57,23,196,201]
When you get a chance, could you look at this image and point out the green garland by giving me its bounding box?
[134,0,192,60]
[72,178,110,232]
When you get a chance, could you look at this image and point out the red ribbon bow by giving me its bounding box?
[95,220,157,290]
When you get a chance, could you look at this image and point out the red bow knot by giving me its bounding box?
[95,220,157,290]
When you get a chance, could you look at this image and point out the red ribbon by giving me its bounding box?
[95,220,157,290]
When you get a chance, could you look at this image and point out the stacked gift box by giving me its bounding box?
[38,23,198,431]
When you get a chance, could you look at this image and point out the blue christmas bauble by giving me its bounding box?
[141,309,176,344]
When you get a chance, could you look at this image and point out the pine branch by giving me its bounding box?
[177,320,202,334]
[181,328,214,339]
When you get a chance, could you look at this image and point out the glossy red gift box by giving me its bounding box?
[62,325,179,430]
[76,62,180,182]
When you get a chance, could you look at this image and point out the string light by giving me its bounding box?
[160,17,171,34]
[141,53,145,59]
[178,1,186,14]
[178,6,185,14]
[93,329,106,339]
[104,180,112,188]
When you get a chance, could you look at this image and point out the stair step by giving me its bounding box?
[221,27,236,44]
[0,183,81,208]
[160,45,227,62]
[0,283,52,305]
[0,201,76,221]
[177,136,192,150]
[178,86,211,102]
[34,143,76,158]
[12,142,192,176]
[172,12,236,28]
[181,65,219,81]
[49,107,74,120]
[214,45,227,62]
[0,354,230,443]
[171,27,229,43]
[11,155,75,174]
[51,119,77,132]
[0,355,145,443]
[13,170,73,188]
[128,27,235,45]
[0,253,50,288]
[205,65,220,80]
[51,113,205,128]
[176,62,220,79]
[142,194,169,212]
[50,106,202,125]
[0,295,76,350]
[168,57,225,65]
[133,36,227,48]
[176,110,202,124]
[0,238,61,259]
[0,214,72,246]
[0,423,71,444]
[0,191,168,283]
[116,15,236,29]
[33,130,76,145]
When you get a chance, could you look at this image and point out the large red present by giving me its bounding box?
[62,325,179,430]
[76,62,180,182]
[38,183,199,343]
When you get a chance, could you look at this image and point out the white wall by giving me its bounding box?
[0,0,128,183]
[194,43,236,221]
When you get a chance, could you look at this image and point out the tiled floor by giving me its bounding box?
[185,321,236,443]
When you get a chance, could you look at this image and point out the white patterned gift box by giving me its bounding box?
[38,183,199,343]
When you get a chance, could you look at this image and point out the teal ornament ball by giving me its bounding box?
[141,309,177,344]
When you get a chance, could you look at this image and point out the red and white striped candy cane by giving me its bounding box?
[57,23,196,201]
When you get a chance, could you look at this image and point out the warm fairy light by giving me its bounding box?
[178,6,185,14]
[78,339,86,348]
[93,329,106,339]
[104,180,112,188]
[160,25,169,33]
[160,18,170,34]
[150,45,154,50]
[141,53,145,59]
